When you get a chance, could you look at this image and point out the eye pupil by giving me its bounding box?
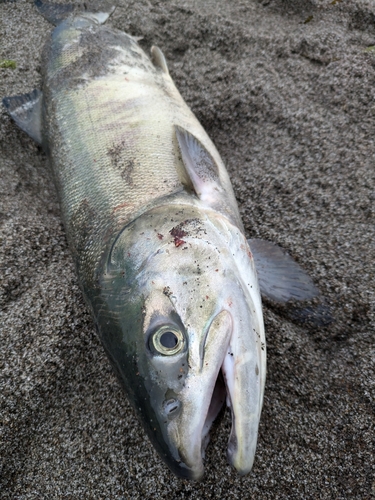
[151,326,185,355]
[160,331,178,348]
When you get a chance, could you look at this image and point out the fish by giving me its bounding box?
[3,0,321,480]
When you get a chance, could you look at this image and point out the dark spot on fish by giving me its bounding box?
[157,233,164,240]
[69,198,97,275]
[170,224,187,239]
[163,286,172,297]
[107,141,135,185]
[169,218,203,247]
[47,28,120,90]
[255,364,259,376]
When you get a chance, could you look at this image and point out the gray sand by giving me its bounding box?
[1,0,374,498]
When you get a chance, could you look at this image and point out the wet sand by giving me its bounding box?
[1,0,374,498]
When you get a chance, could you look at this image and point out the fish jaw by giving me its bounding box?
[222,283,265,475]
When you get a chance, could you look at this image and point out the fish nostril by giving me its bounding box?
[163,398,181,416]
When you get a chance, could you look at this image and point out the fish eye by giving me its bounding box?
[151,326,185,356]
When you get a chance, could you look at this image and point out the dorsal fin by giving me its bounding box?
[3,89,43,145]
[151,46,169,74]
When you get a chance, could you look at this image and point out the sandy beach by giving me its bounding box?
[1,0,374,498]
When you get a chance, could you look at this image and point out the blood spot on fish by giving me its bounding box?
[157,233,164,240]
[108,141,135,184]
[170,223,187,247]
[174,238,186,247]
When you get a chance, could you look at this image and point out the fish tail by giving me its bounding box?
[34,0,116,26]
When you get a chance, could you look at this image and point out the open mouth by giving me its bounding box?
[194,322,263,478]
[200,359,239,466]
[201,370,227,454]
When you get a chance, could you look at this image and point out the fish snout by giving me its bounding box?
[165,310,233,479]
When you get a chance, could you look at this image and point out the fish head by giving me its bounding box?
[96,204,266,480]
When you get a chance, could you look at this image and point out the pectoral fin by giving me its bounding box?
[3,89,43,145]
[175,126,242,226]
[248,238,334,326]
[175,126,222,198]
[248,238,319,303]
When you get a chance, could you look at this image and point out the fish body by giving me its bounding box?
[39,8,266,479]
[3,1,320,480]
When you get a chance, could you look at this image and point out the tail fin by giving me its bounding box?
[34,0,116,26]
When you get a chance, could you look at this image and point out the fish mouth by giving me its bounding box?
[167,306,265,480]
